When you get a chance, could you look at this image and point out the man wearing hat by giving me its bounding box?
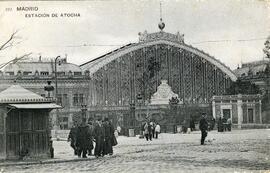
[93,118,105,157]
[199,113,209,145]
[103,118,114,155]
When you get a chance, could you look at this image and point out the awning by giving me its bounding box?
[8,103,62,109]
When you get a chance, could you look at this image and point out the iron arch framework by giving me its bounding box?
[81,39,237,107]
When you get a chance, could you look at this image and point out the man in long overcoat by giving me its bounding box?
[103,118,114,155]
[93,119,105,157]
[87,118,94,156]
[76,119,90,158]
[199,113,208,145]
[67,123,78,155]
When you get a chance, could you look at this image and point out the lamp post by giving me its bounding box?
[129,100,135,136]
[54,56,61,102]
[169,96,179,133]
[54,56,60,129]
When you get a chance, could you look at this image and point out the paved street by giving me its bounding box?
[1,129,270,173]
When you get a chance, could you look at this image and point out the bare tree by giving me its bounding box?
[0,30,31,70]
[0,30,22,51]
[0,53,32,70]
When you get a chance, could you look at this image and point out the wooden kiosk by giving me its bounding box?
[0,85,61,160]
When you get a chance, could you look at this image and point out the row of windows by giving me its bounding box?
[56,93,85,107]
[3,71,83,76]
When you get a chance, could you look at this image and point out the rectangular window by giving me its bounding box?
[63,94,68,107]
[73,94,78,105]
[79,94,84,104]
[59,116,69,130]
[74,72,82,76]
[57,72,65,76]
[40,71,49,76]
[57,94,62,105]
[5,72,14,76]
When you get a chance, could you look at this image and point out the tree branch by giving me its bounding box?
[0,30,20,51]
[0,52,32,70]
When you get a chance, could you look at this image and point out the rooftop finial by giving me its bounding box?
[158,0,165,31]
[160,0,162,19]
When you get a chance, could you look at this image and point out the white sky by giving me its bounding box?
[0,0,269,70]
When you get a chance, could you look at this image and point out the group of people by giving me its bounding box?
[199,113,233,145]
[217,116,232,132]
[67,117,117,158]
[142,121,161,141]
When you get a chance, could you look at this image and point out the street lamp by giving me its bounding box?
[54,56,60,129]
[169,96,179,133]
[54,56,61,102]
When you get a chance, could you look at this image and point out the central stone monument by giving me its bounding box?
[150,80,179,105]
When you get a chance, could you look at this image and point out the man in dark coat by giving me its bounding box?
[190,117,195,131]
[217,117,224,132]
[199,113,208,145]
[87,118,94,156]
[103,118,114,155]
[148,122,153,141]
[67,123,78,155]
[222,116,228,131]
[76,119,90,158]
[93,118,105,157]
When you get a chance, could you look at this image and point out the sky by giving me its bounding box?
[0,0,269,70]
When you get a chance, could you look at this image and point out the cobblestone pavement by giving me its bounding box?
[1,129,270,173]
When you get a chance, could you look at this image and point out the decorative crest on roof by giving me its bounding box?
[138,30,184,43]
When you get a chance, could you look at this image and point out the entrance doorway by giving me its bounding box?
[248,108,254,123]
[222,109,231,120]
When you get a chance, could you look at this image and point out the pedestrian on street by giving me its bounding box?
[144,122,150,141]
[76,118,90,158]
[67,123,78,155]
[148,122,153,141]
[93,118,105,157]
[182,119,188,133]
[155,123,161,139]
[222,117,228,131]
[87,118,94,156]
[227,117,232,132]
[199,113,208,145]
[217,117,224,132]
[209,117,215,131]
[150,121,156,139]
[103,118,114,155]
[189,117,195,131]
